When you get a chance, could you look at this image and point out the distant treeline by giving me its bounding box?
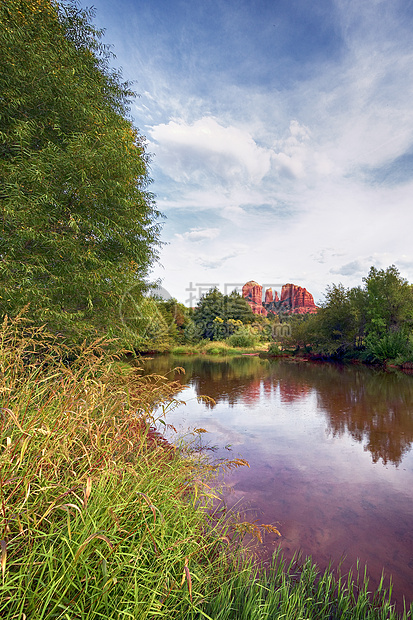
[280,265,413,364]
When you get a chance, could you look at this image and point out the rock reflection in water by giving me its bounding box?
[142,355,413,607]
[144,355,413,466]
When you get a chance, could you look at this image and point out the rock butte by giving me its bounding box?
[242,280,317,316]
[242,281,267,316]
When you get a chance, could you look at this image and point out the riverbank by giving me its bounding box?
[1,319,412,618]
[141,339,413,372]
[143,341,271,357]
[265,350,413,375]
[0,319,231,617]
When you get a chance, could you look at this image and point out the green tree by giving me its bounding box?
[156,298,191,343]
[283,285,367,357]
[0,0,161,345]
[316,283,365,356]
[225,290,255,323]
[191,288,225,340]
[189,288,254,340]
[287,266,413,362]
[363,265,413,336]
[362,266,413,362]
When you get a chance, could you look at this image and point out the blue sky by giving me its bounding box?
[90,0,413,304]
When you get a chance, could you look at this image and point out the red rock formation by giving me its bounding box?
[243,280,317,316]
[280,283,317,314]
[242,280,267,316]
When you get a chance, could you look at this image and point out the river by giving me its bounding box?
[142,354,413,608]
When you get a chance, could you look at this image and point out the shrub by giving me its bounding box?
[364,330,413,363]
[268,342,282,355]
[228,328,257,348]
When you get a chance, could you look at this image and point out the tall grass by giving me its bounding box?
[192,551,413,620]
[0,316,235,618]
[170,341,269,356]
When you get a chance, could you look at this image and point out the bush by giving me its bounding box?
[228,328,257,348]
[268,342,282,355]
[364,330,413,363]
[171,345,198,355]
[203,342,231,355]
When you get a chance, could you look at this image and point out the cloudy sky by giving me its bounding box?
[90,0,413,305]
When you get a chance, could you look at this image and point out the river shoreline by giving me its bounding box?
[138,342,413,376]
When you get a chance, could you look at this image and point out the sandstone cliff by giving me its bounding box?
[242,280,317,316]
[242,281,267,316]
[279,283,317,314]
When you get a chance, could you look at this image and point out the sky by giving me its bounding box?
[89,0,413,305]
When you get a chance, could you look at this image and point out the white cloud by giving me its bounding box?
[175,227,220,242]
[330,259,371,277]
[197,252,241,270]
[97,0,413,302]
[149,117,272,187]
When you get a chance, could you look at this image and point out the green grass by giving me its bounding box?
[171,341,270,357]
[0,315,412,619]
[193,551,412,620]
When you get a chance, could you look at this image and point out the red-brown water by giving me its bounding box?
[143,355,413,608]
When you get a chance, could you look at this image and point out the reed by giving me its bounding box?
[0,315,234,618]
[191,551,413,620]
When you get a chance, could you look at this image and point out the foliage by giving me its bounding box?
[255,315,281,342]
[303,284,365,357]
[364,330,413,364]
[268,342,282,355]
[0,0,162,346]
[228,326,258,348]
[225,290,256,323]
[363,266,413,337]
[130,297,193,350]
[170,341,267,356]
[285,266,413,363]
[159,298,191,339]
[275,313,316,352]
[212,316,243,341]
[189,288,255,340]
[192,551,412,620]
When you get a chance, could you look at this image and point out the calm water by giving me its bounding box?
[142,354,413,607]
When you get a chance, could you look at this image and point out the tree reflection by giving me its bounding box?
[145,355,269,407]
[142,355,413,466]
[268,361,413,465]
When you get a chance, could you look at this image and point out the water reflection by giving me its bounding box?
[142,354,413,607]
[143,355,413,466]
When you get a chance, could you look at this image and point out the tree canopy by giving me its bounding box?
[191,288,255,340]
[0,0,162,345]
[363,265,413,336]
